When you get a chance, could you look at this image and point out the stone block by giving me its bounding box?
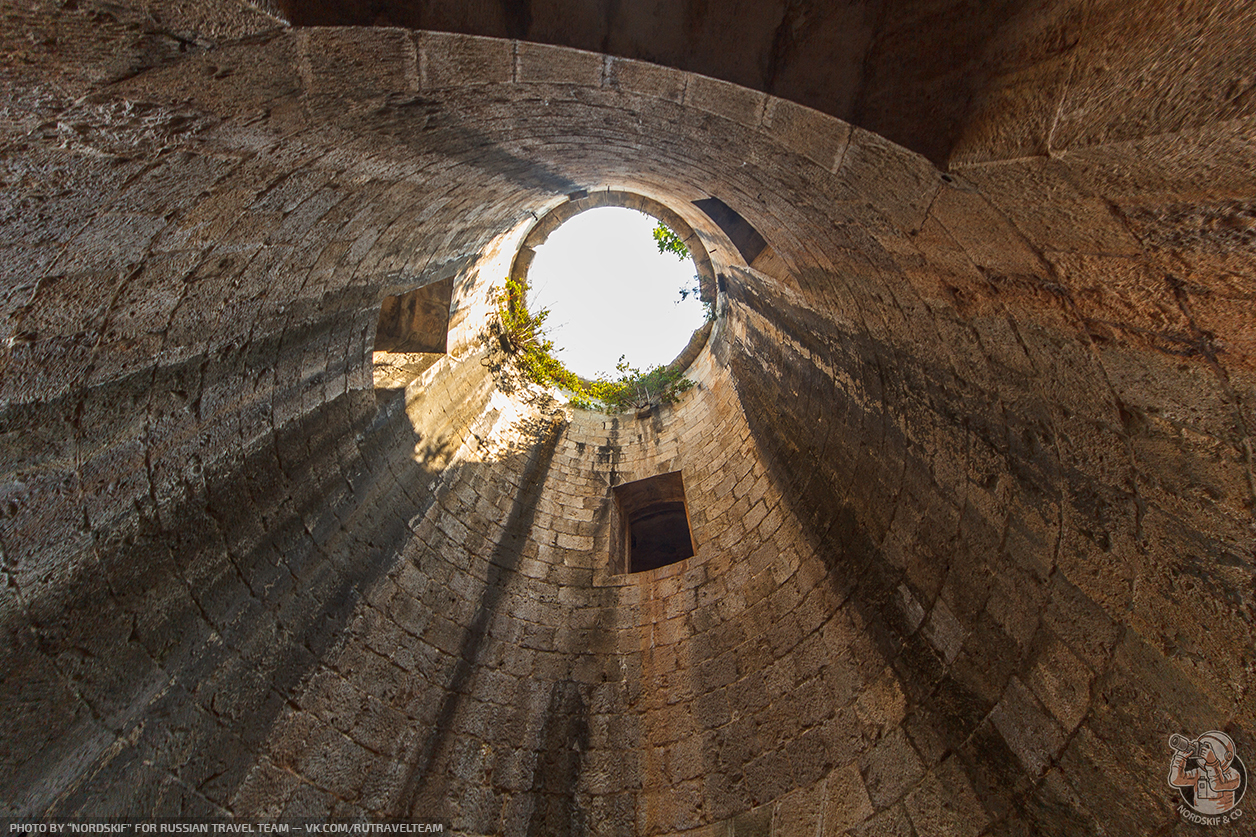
[516,41,603,87]
[822,760,875,833]
[854,669,908,732]
[419,31,513,87]
[922,596,969,665]
[763,97,850,171]
[771,781,823,835]
[686,73,767,128]
[302,28,415,99]
[1024,633,1094,733]
[732,801,772,836]
[859,728,925,809]
[849,803,915,837]
[963,159,1142,255]
[903,757,989,837]
[989,677,1065,777]
[228,759,301,819]
[838,127,941,234]
[928,184,1047,279]
[948,56,1070,166]
[1042,574,1120,672]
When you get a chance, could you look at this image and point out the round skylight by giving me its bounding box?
[525,207,708,380]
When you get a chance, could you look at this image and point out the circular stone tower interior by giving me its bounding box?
[1,2,1253,835]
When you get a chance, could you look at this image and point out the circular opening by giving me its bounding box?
[525,207,708,380]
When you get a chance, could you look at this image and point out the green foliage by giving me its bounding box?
[492,278,696,413]
[495,277,583,392]
[655,221,715,321]
[653,223,690,260]
[586,357,696,413]
[677,276,716,322]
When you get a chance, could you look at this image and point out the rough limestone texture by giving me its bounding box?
[1,2,1253,836]
[276,0,1256,168]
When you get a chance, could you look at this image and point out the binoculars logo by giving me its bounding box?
[1167,731,1246,823]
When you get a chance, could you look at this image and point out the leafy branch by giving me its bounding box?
[493,277,583,393]
[655,222,714,322]
[581,357,695,413]
[653,222,690,259]
[491,277,696,413]
[677,276,715,323]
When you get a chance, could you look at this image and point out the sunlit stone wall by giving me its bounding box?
[1,3,1253,834]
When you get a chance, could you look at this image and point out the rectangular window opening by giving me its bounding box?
[373,278,454,391]
[612,471,695,574]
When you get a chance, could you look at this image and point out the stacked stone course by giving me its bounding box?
[0,2,1253,835]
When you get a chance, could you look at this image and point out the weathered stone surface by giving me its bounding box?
[274,0,1256,167]
[0,4,1253,836]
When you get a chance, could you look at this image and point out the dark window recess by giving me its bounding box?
[692,196,767,264]
[612,471,695,573]
[374,278,454,353]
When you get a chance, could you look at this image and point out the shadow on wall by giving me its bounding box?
[720,266,1092,831]
[3,345,485,817]
[375,281,455,354]
[392,413,567,805]
[275,0,1113,166]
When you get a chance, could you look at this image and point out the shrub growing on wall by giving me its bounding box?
[492,277,695,413]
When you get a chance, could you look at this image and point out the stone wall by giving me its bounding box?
[276,0,1256,168]
[1,3,1253,834]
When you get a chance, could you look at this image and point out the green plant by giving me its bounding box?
[587,357,696,412]
[677,276,716,322]
[653,222,690,260]
[656,222,714,322]
[492,279,696,413]
[494,277,583,393]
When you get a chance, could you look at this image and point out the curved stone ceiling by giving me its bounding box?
[278,0,1256,168]
[0,2,1253,835]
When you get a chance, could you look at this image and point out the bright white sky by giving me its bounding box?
[526,207,706,379]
